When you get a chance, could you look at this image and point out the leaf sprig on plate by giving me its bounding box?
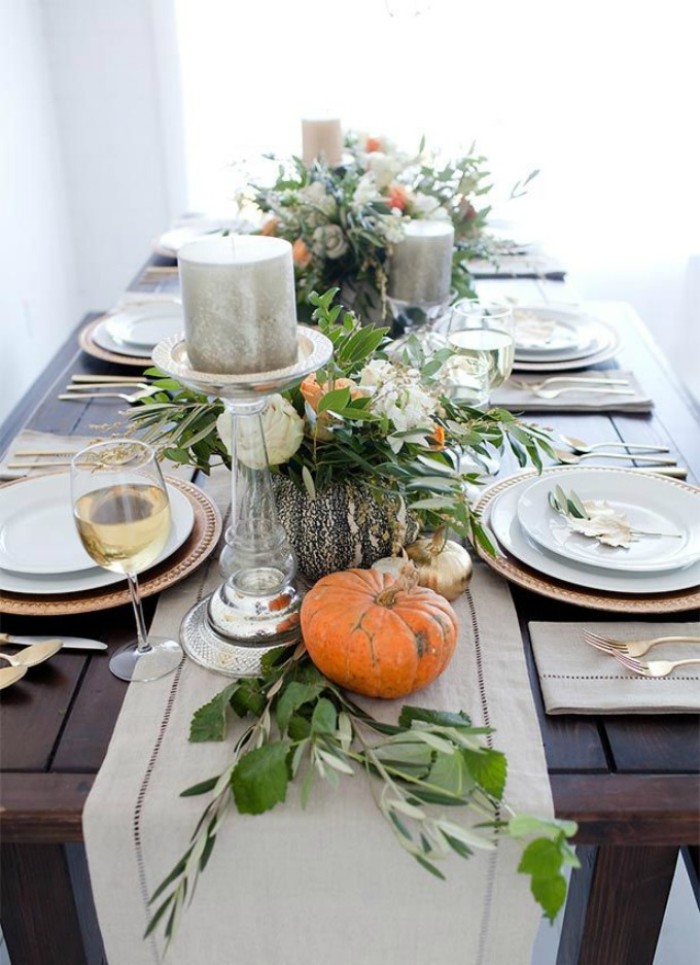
[548,486,681,549]
[146,646,577,946]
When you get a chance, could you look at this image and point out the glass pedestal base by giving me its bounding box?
[180,574,302,677]
[110,636,183,683]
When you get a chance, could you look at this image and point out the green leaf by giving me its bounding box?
[189,684,239,742]
[508,815,578,840]
[311,697,337,734]
[180,777,218,797]
[428,750,473,798]
[231,742,290,815]
[462,748,507,800]
[400,706,472,729]
[518,838,564,878]
[275,680,324,732]
[317,386,351,414]
[530,871,568,922]
[229,680,267,719]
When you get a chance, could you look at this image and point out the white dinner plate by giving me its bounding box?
[104,301,184,349]
[91,319,159,359]
[0,478,194,592]
[511,323,621,372]
[517,471,700,573]
[153,218,256,258]
[513,306,597,357]
[486,471,700,595]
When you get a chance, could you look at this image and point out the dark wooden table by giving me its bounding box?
[1,268,698,965]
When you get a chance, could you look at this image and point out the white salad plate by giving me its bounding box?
[153,217,256,258]
[487,472,700,595]
[510,305,621,371]
[516,470,700,573]
[104,300,184,350]
[512,306,597,357]
[91,320,155,359]
[0,476,194,593]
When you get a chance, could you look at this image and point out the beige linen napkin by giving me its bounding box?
[530,621,700,714]
[0,429,197,481]
[492,370,653,412]
[0,430,99,479]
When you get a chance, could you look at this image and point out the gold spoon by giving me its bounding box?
[559,434,670,455]
[553,448,676,466]
[0,640,63,668]
[0,665,28,690]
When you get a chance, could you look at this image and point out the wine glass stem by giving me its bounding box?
[126,572,152,655]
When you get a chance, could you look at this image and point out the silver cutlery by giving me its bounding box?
[59,386,161,403]
[0,633,107,650]
[630,466,688,478]
[14,449,84,457]
[529,387,635,400]
[510,375,630,392]
[72,374,152,384]
[66,381,152,391]
[584,630,700,659]
[7,460,72,469]
[552,448,676,466]
[559,434,669,455]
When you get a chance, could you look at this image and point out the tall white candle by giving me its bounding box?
[388,220,455,306]
[179,235,298,375]
[301,118,343,167]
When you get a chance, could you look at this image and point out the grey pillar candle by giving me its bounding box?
[388,220,455,306]
[179,235,298,375]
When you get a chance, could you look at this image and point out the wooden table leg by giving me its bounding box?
[557,844,679,965]
[1,843,103,965]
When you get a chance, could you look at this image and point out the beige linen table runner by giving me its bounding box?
[530,621,700,714]
[84,472,552,965]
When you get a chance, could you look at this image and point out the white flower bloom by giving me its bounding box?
[296,181,337,226]
[353,172,381,207]
[366,151,402,189]
[216,395,304,469]
[312,224,349,260]
[359,359,397,388]
[369,370,438,436]
[411,192,451,221]
[376,210,406,244]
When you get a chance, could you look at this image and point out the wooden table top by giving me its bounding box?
[1,267,698,849]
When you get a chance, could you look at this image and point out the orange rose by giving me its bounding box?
[260,217,280,236]
[387,184,410,212]
[300,374,364,413]
[366,136,382,153]
[292,238,312,268]
[431,425,446,450]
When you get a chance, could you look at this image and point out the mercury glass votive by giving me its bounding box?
[178,235,298,375]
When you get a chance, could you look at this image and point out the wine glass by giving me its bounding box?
[447,299,515,475]
[447,299,515,400]
[70,440,183,682]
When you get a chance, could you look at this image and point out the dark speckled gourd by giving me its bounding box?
[274,478,420,583]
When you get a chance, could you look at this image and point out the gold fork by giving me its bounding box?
[609,650,700,677]
[584,630,700,659]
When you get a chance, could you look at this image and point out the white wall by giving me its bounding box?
[0,0,187,426]
[0,0,78,424]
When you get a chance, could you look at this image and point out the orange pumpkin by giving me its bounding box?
[300,568,458,699]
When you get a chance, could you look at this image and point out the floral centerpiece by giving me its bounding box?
[248,132,535,321]
[129,289,554,582]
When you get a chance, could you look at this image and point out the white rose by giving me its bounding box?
[366,151,401,189]
[216,394,304,469]
[312,224,349,260]
[376,210,406,244]
[353,172,381,207]
[359,359,397,388]
[411,192,451,221]
[297,181,337,227]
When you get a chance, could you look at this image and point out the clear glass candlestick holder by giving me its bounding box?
[153,327,332,677]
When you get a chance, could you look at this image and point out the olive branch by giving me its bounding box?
[146,646,578,947]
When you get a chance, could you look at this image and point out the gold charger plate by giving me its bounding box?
[78,317,152,368]
[0,476,222,616]
[473,470,700,614]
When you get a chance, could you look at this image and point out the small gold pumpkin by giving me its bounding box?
[404,528,473,601]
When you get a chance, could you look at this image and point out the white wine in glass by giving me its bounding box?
[71,440,183,682]
[448,300,515,392]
